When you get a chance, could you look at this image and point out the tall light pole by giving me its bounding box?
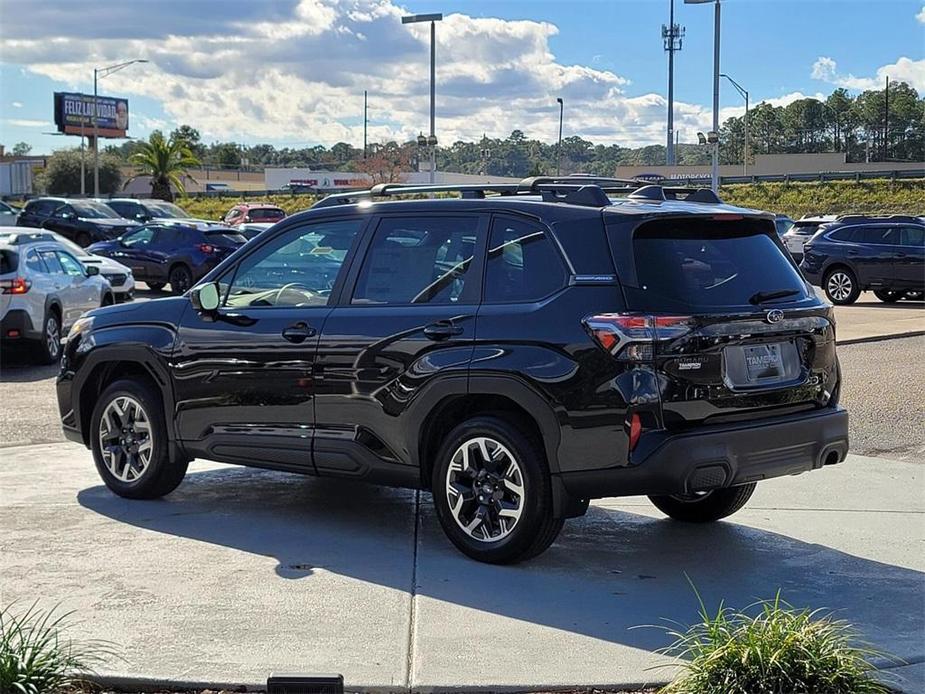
[663,0,684,165]
[402,13,442,184]
[721,73,748,175]
[93,59,147,196]
[556,97,564,175]
[685,0,721,192]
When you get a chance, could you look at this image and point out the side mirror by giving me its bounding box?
[190,282,221,312]
[85,265,100,276]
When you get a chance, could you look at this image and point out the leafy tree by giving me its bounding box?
[39,148,121,195]
[130,131,200,201]
[170,124,206,159]
[11,142,32,156]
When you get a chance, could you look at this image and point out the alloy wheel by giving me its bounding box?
[826,272,853,301]
[45,316,60,360]
[170,267,192,294]
[445,436,525,543]
[98,396,154,482]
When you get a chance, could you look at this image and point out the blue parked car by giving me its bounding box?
[88,221,246,294]
[800,215,925,304]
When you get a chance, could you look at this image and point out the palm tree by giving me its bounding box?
[130,131,200,201]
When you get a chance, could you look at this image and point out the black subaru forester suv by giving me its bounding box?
[57,176,849,564]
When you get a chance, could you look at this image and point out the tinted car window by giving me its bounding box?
[900,226,925,247]
[828,227,858,242]
[0,249,18,274]
[151,227,185,247]
[122,227,155,248]
[224,219,363,308]
[484,217,566,303]
[247,207,285,222]
[352,216,480,305]
[107,201,142,218]
[38,249,65,274]
[624,219,810,312]
[858,227,898,245]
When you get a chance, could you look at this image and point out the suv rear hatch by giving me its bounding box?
[601,215,839,429]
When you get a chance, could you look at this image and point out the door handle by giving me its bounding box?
[424,320,463,341]
[281,322,315,343]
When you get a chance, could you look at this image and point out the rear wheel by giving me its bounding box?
[432,416,563,564]
[90,379,188,499]
[649,483,757,523]
[873,289,901,303]
[76,232,92,247]
[168,264,193,295]
[904,290,923,301]
[35,310,61,364]
[824,268,860,305]
[146,282,166,292]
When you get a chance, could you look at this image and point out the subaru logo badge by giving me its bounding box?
[766,309,784,323]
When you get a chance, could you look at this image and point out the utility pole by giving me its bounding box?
[363,90,368,159]
[663,0,684,165]
[883,75,889,161]
[556,97,564,175]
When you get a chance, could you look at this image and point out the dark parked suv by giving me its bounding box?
[56,177,849,564]
[801,215,925,304]
[17,198,138,246]
[87,221,246,294]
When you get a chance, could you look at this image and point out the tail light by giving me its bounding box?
[584,313,692,361]
[198,243,215,254]
[0,277,31,294]
[628,412,642,451]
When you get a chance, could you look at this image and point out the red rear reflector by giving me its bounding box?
[6,329,21,338]
[628,413,642,451]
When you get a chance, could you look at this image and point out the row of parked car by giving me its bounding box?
[1,197,289,362]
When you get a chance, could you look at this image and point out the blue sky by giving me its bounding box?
[1,0,922,154]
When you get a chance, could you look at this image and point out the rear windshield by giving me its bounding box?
[146,201,189,218]
[205,229,247,244]
[792,221,823,235]
[0,249,18,274]
[623,219,810,312]
[248,208,284,221]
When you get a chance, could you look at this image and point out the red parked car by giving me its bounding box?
[222,203,286,227]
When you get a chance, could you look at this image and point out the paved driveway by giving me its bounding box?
[1,443,922,691]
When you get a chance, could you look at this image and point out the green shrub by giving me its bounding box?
[656,590,893,694]
[0,602,115,693]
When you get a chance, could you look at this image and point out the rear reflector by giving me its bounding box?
[6,329,21,338]
[628,413,642,451]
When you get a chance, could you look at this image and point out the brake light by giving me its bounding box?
[0,277,31,294]
[583,313,692,361]
[198,243,215,254]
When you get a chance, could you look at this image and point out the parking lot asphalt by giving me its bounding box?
[1,445,922,691]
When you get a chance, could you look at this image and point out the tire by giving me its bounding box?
[146,282,166,292]
[649,483,757,523]
[90,379,188,499]
[873,289,901,303]
[76,232,92,247]
[168,264,193,295]
[100,293,114,307]
[823,267,860,305]
[904,290,923,301]
[431,415,563,564]
[35,309,62,365]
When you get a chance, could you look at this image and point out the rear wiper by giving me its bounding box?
[749,288,801,305]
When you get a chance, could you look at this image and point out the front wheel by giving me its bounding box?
[649,483,757,523]
[90,379,188,499]
[146,282,166,292]
[432,416,563,564]
[824,268,860,305]
[873,289,901,303]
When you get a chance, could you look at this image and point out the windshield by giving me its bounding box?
[248,207,285,222]
[623,219,810,312]
[71,201,120,219]
[145,201,189,218]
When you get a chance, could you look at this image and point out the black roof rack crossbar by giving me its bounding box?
[834,213,922,224]
[518,175,644,191]
[626,185,723,204]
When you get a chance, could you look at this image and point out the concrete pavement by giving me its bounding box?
[826,290,924,344]
[1,443,923,692]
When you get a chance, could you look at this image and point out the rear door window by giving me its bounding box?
[622,218,811,312]
[858,226,898,245]
[900,226,925,247]
[484,217,566,303]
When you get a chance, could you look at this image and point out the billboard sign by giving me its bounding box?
[54,92,129,138]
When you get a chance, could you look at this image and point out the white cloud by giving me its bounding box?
[811,55,925,92]
[11,101,23,108]
[917,5,925,23]
[2,118,50,127]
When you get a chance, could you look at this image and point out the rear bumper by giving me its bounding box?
[1,309,40,341]
[561,406,849,499]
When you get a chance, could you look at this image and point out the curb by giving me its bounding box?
[82,674,672,694]
[836,330,925,346]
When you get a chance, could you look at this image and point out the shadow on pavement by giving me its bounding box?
[0,347,60,382]
[77,466,925,661]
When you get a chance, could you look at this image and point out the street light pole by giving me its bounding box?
[721,73,748,175]
[402,13,442,185]
[685,0,721,192]
[556,97,564,175]
[92,59,148,196]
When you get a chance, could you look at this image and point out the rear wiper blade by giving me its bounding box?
[749,288,801,305]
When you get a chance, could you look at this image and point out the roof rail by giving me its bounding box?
[834,213,922,224]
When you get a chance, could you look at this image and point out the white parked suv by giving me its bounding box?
[781,215,837,261]
[48,232,135,301]
[0,228,115,363]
